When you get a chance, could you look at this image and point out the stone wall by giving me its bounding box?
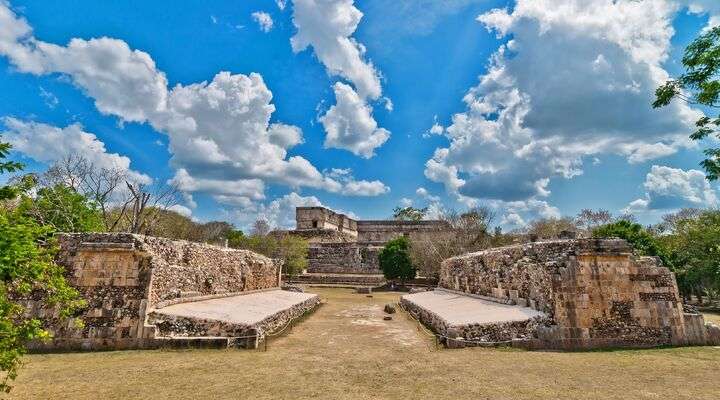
[306,243,382,274]
[274,229,356,244]
[27,233,281,351]
[356,220,448,244]
[296,207,357,238]
[438,238,717,349]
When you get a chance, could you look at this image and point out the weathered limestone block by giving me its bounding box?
[707,323,720,346]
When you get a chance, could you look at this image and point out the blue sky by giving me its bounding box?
[1,0,719,231]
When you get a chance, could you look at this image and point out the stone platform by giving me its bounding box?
[148,290,320,348]
[401,289,549,347]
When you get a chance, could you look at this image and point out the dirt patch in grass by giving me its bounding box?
[8,288,720,400]
[703,312,720,325]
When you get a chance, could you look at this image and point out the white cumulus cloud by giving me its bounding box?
[290,0,390,157]
[1,117,151,185]
[0,3,389,207]
[320,82,389,158]
[625,165,719,212]
[425,0,703,206]
[252,11,274,32]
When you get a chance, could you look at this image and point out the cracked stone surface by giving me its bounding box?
[402,289,546,326]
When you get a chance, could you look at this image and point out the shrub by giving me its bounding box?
[378,236,416,286]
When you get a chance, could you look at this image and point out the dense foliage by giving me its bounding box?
[594,213,720,303]
[654,26,720,180]
[16,183,104,233]
[659,211,720,302]
[0,138,83,392]
[228,228,308,277]
[593,220,672,266]
[378,236,416,285]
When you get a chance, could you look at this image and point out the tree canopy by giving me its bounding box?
[654,26,720,180]
[658,210,720,302]
[16,183,104,233]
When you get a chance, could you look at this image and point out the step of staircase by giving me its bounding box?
[285,273,387,286]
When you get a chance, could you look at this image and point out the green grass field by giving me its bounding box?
[8,288,720,400]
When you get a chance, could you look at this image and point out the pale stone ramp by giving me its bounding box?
[402,289,545,326]
[153,290,318,325]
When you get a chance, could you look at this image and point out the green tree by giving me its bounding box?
[662,211,720,303]
[0,140,23,200]
[392,206,427,221]
[653,26,720,180]
[378,236,416,286]
[0,137,83,392]
[16,183,104,233]
[592,220,672,267]
[275,234,309,277]
[226,229,245,248]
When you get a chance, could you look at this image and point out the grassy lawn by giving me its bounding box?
[8,288,720,400]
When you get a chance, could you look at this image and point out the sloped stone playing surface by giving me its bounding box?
[401,289,549,346]
[154,290,317,325]
[403,289,545,326]
[149,290,320,347]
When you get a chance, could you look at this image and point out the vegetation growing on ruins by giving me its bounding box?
[654,26,720,180]
[0,138,83,392]
[378,236,416,285]
[392,206,427,221]
[593,220,672,266]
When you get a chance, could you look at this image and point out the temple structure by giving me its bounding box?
[283,207,447,285]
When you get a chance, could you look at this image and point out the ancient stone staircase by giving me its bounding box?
[285,273,387,287]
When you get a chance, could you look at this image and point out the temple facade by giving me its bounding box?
[284,207,447,284]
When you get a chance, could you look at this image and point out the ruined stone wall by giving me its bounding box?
[356,220,448,244]
[139,235,279,307]
[28,233,280,351]
[439,239,701,349]
[306,243,382,274]
[296,207,357,238]
[277,229,356,244]
[400,295,550,345]
[289,207,450,276]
